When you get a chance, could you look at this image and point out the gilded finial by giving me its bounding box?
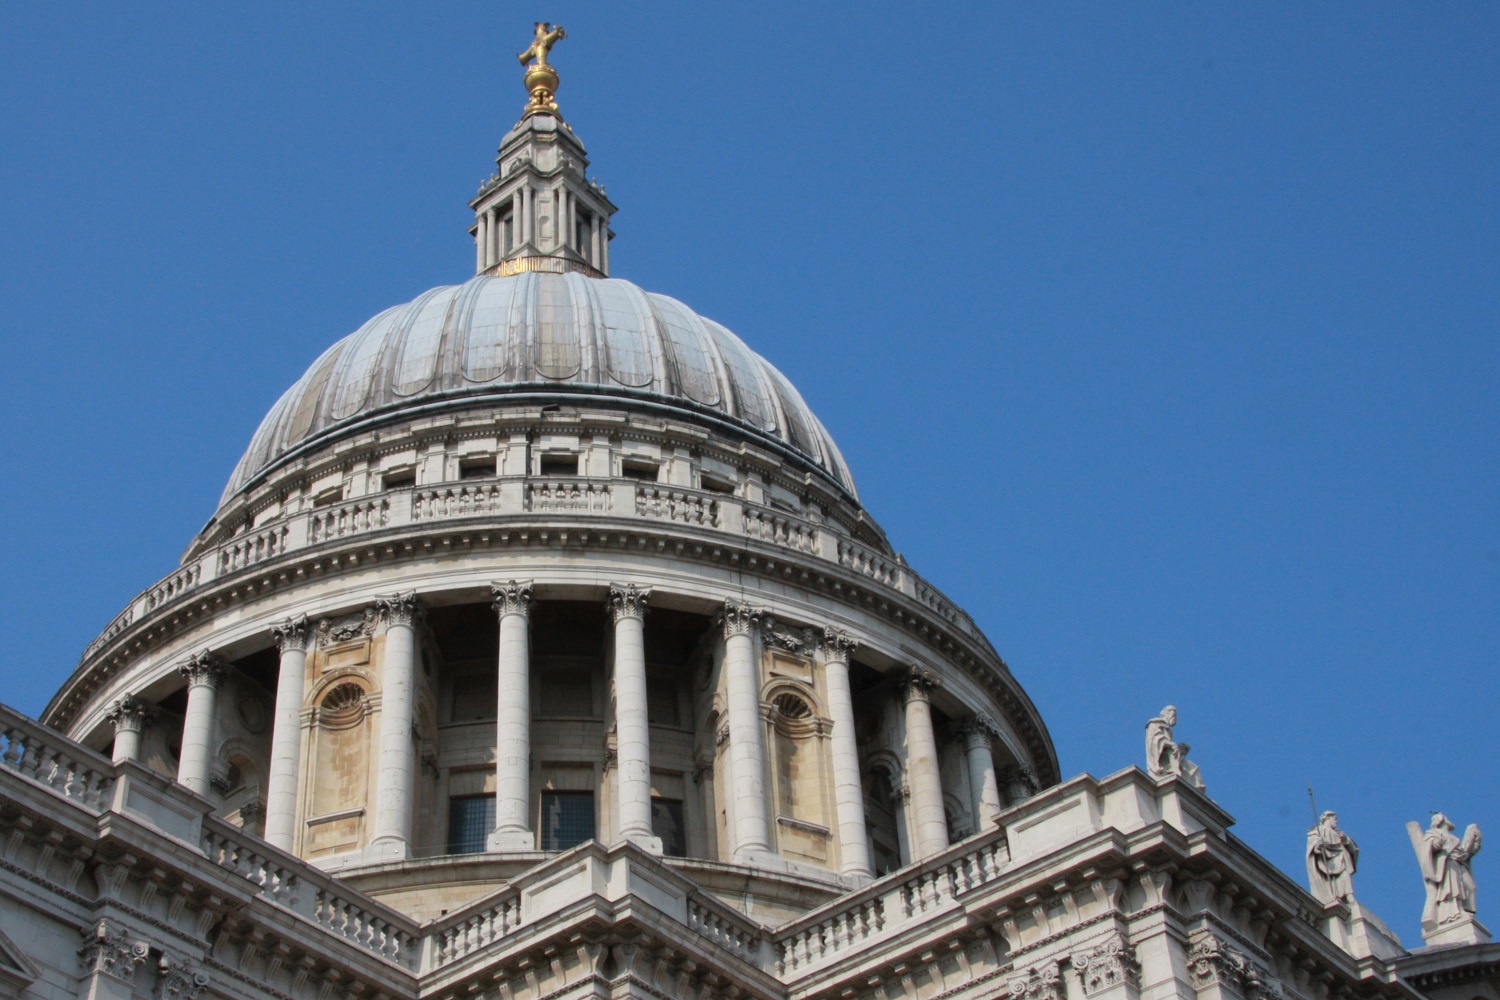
[517,22,566,120]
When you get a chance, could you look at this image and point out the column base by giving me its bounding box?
[363,837,410,863]
[1422,914,1492,947]
[621,833,663,855]
[488,828,535,851]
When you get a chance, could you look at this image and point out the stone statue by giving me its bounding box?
[1144,705,1204,789]
[1305,811,1358,904]
[518,22,566,68]
[1409,813,1482,929]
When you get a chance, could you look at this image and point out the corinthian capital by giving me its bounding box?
[960,713,1001,750]
[158,955,210,1000]
[78,919,147,981]
[271,614,310,652]
[104,695,156,734]
[376,592,424,629]
[902,664,941,701]
[1071,934,1140,997]
[179,651,227,687]
[491,580,534,619]
[819,627,859,661]
[718,600,763,638]
[607,583,651,623]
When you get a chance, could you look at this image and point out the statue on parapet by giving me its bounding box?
[518,22,566,68]
[1306,810,1359,904]
[1409,813,1482,931]
[1145,705,1204,790]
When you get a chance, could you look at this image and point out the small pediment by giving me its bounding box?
[0,922,40,990]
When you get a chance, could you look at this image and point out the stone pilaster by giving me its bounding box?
[78,920,147,1000]
[1072,934,1141,1000]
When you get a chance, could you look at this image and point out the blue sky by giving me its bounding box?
[1,4,1495,944]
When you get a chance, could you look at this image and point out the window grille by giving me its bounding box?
[540,791,595,851]
[652,798,687,857]
[447,794,495,855]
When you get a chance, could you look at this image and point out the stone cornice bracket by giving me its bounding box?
[105,694,157,733]
[78,919,148,981]
[491,580,535,620]
[376,591,424,629]
[271,613,311,652]
[179,650,227,688]
[717,600,763,638]
[158,955,210,1000]
[607,583,651,623]
[902,664,941,703]
[961,712,1002,750]
[1010,961,1064,1000]
[819,627,859,661]
[1071,934,1141,997]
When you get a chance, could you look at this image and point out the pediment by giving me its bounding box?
[0,922,40,989]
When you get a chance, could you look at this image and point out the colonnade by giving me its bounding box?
[103,586,1014,875]
[474,186,608,274]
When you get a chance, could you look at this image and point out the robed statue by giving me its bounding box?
[518,22,566,68]
[1144,705,1204,789]
[1409,813,1482,928]
[1306,811,1359,904]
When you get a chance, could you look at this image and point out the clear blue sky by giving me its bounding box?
[1,4,1495,944]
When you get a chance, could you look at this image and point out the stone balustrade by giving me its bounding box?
[76,474,981,675]
[0,702,115,811]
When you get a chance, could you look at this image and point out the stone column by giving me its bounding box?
[602,219,610,273]
[591,213,601,268]
[476,212,488,272]
[721,601,770,860]
[176,651,226,796]
[105,696,155,764]
[608,584,660,852]
[902,666,949,860]
[961,714,1004,831]
[369,593,423,859]
[1002,764,1039,806]
[264,614,310,852]
[821,628,872,880]
[490,580,535,849]
[521,186,533,246]
[512,191,523,248]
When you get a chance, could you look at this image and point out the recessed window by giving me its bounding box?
[652,798,687,857]
[382,469,416,490]
[539,454,579,477]
[312,486,344,508]
[540,791,595,851]
[459,456,497,479]
[447,794,495,855]
[700,474,735,495]
[621,459,660,483]
[502,213,515,253]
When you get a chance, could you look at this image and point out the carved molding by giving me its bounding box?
[819,627,859,662]
[78,919,148,982]
[1010,961,1064,1000]
[376,591,424,629]
[607,583,651,623]
[491,580,535,619]
[1187,931,1279,1000]
[315,607,378,647]
[758,616,816,656]
[158,956,210,1000]
[1003,764,1040,800]
[105,695,157,734]
[718,600,763,638]
[271,614,311,652]
[1071,934,1140,997]
[179,650,227,688]
[903,664,941,702]
[961,713,1002,750]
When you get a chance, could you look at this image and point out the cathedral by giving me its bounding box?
[0,28,1493,1000]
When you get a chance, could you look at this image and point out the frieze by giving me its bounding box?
[1071,934,1140,997]
[492,580,535,619]
[607,583,651,623]
[315,607,378,648]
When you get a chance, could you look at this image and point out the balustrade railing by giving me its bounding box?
[219,524,289,574]
[308,498,390,544]
[145,564,201,611]
[412,483,503,521]
[0,703,114,811]
[526,479,611,513]
[635,485,720,526]
[430,892,523,965]
[837,537,903,588]
[743,505,818,553]
[686,898,762,965]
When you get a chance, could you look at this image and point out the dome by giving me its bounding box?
[223,272,857,504]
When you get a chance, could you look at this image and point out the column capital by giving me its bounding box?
[78,919,148,982]
[491,580,535,619]
[819,627,859,661]
[272,614,311,652]
[104,695,156,734]
[607,583,651,623]
[179,651,227,688]
[1003,763,1040,799]
[718,600,763,638]
[157,955,211,1000]
[902,664,941,702]
[960,712,1001,750]
[377,591,425,629]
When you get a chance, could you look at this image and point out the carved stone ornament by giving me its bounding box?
[903,664,941,701]
[491,580,535,619]
[376,591,424,629]
[1187,933,1252,992]
[271,613,311,652]
[1071,935,1140,997]
[819,627,859,661]
[607,583,651,623]
[158,955,210,1000]
[105,695,157,734]
[315,607,378,647]
[1003,764,1040,800]
[718,600,763,638]
[179,650,227,688]
[78,920,148,981]
[961,713,1002,750]
[758,615,816,656]
[1010,961,1064,1000]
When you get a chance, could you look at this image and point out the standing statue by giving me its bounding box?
[1306,811,1359,904]
[1144,705,1204,789]
[518,22,566,68]
[1408,813,1482,929]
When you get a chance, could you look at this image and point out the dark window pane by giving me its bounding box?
[541,791,595,851]
[652,798,687,857]
[447,794,495,855]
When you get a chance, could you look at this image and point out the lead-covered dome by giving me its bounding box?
[224,272,856,504]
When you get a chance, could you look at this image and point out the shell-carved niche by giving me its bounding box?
[767,686,830,864]
[309,681,372,827]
